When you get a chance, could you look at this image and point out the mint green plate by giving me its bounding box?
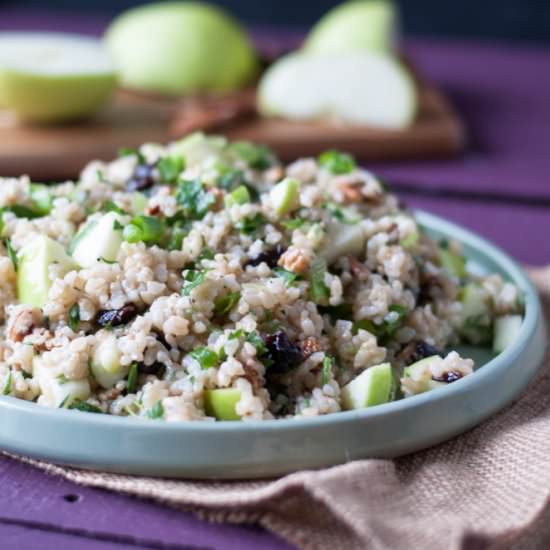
[0,211,545,479]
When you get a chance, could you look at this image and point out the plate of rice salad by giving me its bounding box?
[0,133,544,478]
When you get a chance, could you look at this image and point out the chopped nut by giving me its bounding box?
[9,308,42,342]
[277,247,310,274]
[145,204,161,216]
[300,337,322,359]
[349,257,370,280]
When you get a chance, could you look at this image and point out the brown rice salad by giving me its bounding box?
[0,134,524,421]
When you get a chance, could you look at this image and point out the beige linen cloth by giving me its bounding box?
[10,267,550,550]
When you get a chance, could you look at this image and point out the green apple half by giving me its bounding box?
[104,2,258,95]
[0,32,116,123]
[304,0,398,54]
[258,51,417,129]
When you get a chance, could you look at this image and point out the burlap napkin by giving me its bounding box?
[11,267,550,550]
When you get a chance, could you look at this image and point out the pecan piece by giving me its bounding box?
[299,337,322,359]
[9,308,42,342]
[278,247,310,274]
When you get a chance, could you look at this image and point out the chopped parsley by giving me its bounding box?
[227,141,274,170]
[122,215,164,245]
[126,363,138,394]
[213,291,240,316]
[273,267,300,287]
[113,219,124,231]
[157,155,184,184]
[118,147,145,164]
[99,257,118,264]
[309,258,330,304]
[3,204,43,219]
[69,400,103,413]
[318,150,356,174]
[5,239,17,271]
[228,328,245,340]
[68,303,80,332]
[321,356,333,385]
[352,304,409,342]
[104,200,126,215]
[181,269,209,296]
[236,213,267,235]
[281,218,306,230]
[176,179,215,220]
[318,303,353,323]
[190,346,219,370]
[146,400,164,420]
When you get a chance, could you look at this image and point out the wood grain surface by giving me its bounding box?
[0,79,464,181]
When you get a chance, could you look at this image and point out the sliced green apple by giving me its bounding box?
[304,0,398,54]
[104,3,257,95]
[17,235,76,308]
[204,388,241,420]
[401,356,446,394]
[459,283,493,344]
[258,51,417,129]
[439,247,466,279]
[319,220,366,264]
[270,177,300,217]
[493,315,522,354]
[341,362,393,410]
[70,212,124,268]
[91,332,128,389]
[0,32,116,123]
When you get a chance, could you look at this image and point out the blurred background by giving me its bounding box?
[2,0,550,42]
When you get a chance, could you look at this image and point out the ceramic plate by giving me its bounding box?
[0,211,545,479]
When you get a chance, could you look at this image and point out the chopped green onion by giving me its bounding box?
[104,200,126,215]
[321,356,333,385]
[190,346,219,370]
[29,183,53,215]
[318,150,356,174]
[236,213,267,235]
[318,303,353,323]
[281,218,306,230]
[68,304,80,332]
[181,269,209,296]
[2,371,12,395]
[309,258,330,304]
[157,155,184,184]
[3,205,43,219]
[123,215,164,245]
[176,179,215,220]
[213,291,241,316]
[229,328,245,340]
[68,400,103,413]
[126,363,138,394]
[5,239,17,271]
[146,400,164,420]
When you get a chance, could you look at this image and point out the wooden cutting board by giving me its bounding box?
[0,78,465,181]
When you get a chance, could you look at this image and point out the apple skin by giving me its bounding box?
[0,67,116,123]
[304,0,398,54]
[104,2,258,95]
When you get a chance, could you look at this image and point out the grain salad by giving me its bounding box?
[0,134,524,421]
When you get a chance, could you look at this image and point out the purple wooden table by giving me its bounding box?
[1,9,550,550]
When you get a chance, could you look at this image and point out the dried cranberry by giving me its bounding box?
[127,164,156,192]
[432,370,463,384]
[247,245,286,269]
[264,330,304,373]
[95,304,138,327]
[138,361,166,377]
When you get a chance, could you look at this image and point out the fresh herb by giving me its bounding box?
[229,328,245,340]
[181,269,208,296]
[104,200,126,215]
[190,346,219,370]
[318,303,353,323]
[309,258,330,304]
[21,371,32,380]
[126,363,138,394]
[321,356,333,385]
[146,400,164,420]
[123,215,164,245]
[176,179,215,220]
[246,331,269,358]
[2,205,42,219]
[318,150,356,174]
[236,213,266,235]
[325,203,360,225]
[118,147,145,164]
[353,304,409,342]
[5,239,17,271]
[225,185,250,208]
[218,169,246,190]
[96,169,110,184]
[157,155,184,184]
[99,257,118,264]
[2,371,12,395]
[281,218,306,230]
[227,141,274,170]
[213,291,240,316]
[273,267,300,287]
[29,183,53,215]
[68,303,80,332]
[113,219,124,231]
[196,247,215,263]
[385,304,408,337]
[68,400,103,413]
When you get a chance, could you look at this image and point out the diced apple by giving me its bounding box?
[270,177,300,217]
[341,362,393,410]
[17,235,76,308]
[401,356,445,394]
[493,315,523,354]
[319,220,366,264]
[204,388,241,420]
[91,332,128,389]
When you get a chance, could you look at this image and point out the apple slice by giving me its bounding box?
[258,52,417,129]
[341,362,393,410]
[304,0,398,54]
[0,32,116,122]
[204,388,242,421]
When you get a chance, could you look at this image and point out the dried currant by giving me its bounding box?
[247,245,286,268]
[95,304,138,328]
[264,330,304,374]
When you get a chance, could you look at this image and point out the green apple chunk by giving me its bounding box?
[91,332,128,389]
[304,0,398,54]
[270,177,300,217]
[493,314,523,354]
[204,388,241,420]
[0,32,116,123]
[459,284,493,344]
[439,247,466,279]
[17,235,76,308]
[33,356,91,408]
[341,362,393,410]
[258,52,417,129]
[401,356,446,394]
[70,212,124,268]
[319,220,366,264]
[104,3,257,95]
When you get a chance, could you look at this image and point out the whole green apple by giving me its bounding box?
[304,0,398,54]
[0,33,116,123]
[104,2,258,95]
